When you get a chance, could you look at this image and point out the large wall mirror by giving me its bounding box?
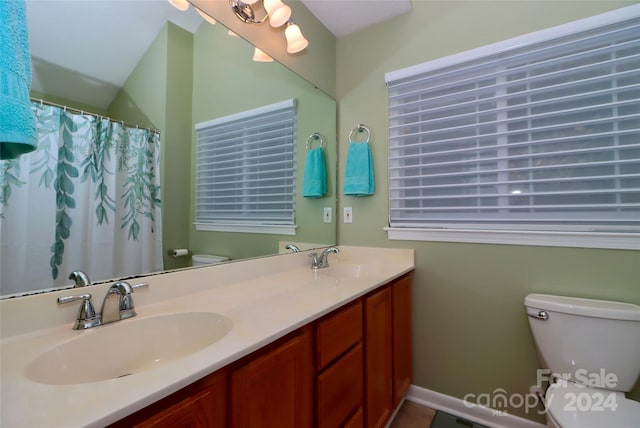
[0,1,336,297]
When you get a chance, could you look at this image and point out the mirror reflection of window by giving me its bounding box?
[194,99,297,235]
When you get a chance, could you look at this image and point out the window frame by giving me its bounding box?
[384,5,640,250]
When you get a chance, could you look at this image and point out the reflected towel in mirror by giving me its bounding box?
[303,146,327,198]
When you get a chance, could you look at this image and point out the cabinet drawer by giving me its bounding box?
[317,343,363,428]
[316,300,362,370]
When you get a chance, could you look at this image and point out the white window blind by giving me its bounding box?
[195,99,296,233]
[385,8,640,239]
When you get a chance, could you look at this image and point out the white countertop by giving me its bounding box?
[0,246,414,428]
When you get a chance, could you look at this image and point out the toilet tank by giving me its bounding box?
[525,293,640,392]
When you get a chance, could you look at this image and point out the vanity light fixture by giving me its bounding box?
[229,0,290,27]
[253,47,274,62]
[168,0,190,12]
[228,0,308,54]
[284,21,308,54]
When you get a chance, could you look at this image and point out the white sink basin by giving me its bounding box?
[25,312,233,385]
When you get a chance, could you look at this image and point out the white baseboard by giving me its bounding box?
[405,385,546,428]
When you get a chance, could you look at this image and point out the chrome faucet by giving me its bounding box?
[58,281,149,330]
[285,244,301,253]
[309,246,340,269]
[68,270,91,287]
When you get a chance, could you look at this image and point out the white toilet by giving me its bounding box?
[524,293,640,428]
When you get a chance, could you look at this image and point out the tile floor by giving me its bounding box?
[389,400,437,427]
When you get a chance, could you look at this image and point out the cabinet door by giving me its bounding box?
[364,286,393,428]
[392,275,412,407]
[109,370,227,428]
[230,328,313,428]
[134,387,222,428]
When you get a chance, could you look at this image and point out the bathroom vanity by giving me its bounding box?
[0,246,414,428]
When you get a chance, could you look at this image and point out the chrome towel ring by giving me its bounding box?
[349,124,371,143]
[306,132,324,150]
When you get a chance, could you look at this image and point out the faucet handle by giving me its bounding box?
[57,293,101,330]
[132,282,149,291]
[68,270,91,287]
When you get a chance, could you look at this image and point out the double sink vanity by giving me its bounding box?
[0,246,414,427]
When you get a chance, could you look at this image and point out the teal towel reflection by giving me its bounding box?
[303,146,327,198]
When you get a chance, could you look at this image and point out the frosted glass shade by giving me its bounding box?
[168,0,189,11]
[253,48,274,62]
[264,0,291,27]
[285,23,308,53]
[196,8,217,25]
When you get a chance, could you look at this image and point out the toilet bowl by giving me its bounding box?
[543,379,640,428]
[524,293,640,428]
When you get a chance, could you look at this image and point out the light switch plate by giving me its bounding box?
[343,207,353,223]
[323,207,332,223]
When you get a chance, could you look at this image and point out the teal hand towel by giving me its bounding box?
[0,0,36,160]
[343,142,374,196]
[303,146,327,198]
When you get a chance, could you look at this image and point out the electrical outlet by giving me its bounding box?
[323,207,332,223]
[343,207,353,223]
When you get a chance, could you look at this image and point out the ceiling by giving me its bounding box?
[300,0,412,37]
[26,0,412,109]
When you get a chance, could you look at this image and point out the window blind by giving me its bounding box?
[195,99,296,228]
[385,10,640,233]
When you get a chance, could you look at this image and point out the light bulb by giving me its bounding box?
[263,0,291,28]
[196,8,216,25]
[168,0,189,11]
[253,48,274,62]
[285,23,308,54]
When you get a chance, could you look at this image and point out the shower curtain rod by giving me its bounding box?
[30,97,161,134]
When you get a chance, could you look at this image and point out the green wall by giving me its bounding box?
[189,21,337,261]
[108,23,193,271]
[335,1,640,422]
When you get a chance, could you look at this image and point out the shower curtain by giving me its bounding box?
[0,102,163,296]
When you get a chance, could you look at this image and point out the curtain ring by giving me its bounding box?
[305,132,324,150]
[349,124,371,143]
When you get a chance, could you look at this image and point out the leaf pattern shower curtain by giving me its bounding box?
[0,102,162,296]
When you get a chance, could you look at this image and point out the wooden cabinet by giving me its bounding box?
[364,273,412,428]
[315,300,364,428]
[364,285,393,428]
[109,370,227,428]
[134,388,222,428]
[230,327,313,428]
[345,406,364,428]
[317,343,363,428]
[111,274,411,428]
[392,274,412,407]
[316,300,362,370]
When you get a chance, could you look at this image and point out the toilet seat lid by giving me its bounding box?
[546,380,640,428]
